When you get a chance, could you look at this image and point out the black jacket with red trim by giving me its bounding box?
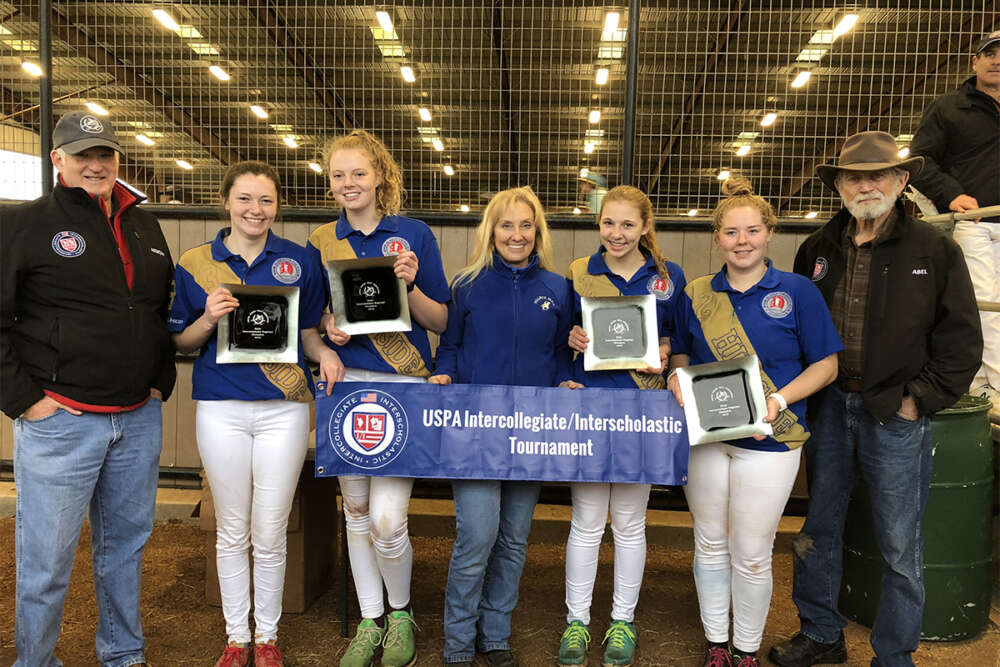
[1,181,176,418]
[793,201,982,422]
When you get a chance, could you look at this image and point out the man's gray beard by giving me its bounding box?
[844,195,894,222]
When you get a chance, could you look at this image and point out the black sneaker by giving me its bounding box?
[484,650,517,667]
[704,645,733,667]
[768,634,846,666]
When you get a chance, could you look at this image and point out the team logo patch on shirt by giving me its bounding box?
[646,275,675,300]
[762,291,793,318]
[534,296,555,311]
[79,115,104,133]
[271,257,302,284]
[811,257,828,282]
[51,231,86,258]
[328,389,409,470]
[381,237,411,255]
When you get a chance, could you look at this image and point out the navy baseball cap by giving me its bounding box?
[974,30,1000,54]
[53,111,123,154]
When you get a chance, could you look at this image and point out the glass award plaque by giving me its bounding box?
[216,283,300,364]
[582,295,660,371]
[326,256,411,336]
[230,295,288,350]
[674,355,773,446]
[342,266,401,322]
[691,371,753,429]
[591,305,646,359]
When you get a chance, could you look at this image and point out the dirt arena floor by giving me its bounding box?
[0,518,997,666]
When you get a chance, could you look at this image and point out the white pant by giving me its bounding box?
[197,399,310,645]
[565,482,651,625]
[684,443,800,653]
[339,367,424,619]
[953,220,1000,390]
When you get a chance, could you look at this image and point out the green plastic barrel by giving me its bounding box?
[838,395,994,641]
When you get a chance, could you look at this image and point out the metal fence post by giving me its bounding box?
[39,0,53,194]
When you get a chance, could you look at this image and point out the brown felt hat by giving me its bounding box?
[816,131,923,192]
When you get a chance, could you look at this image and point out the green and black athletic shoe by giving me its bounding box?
[601,620,637,666]
[558,620,591,666]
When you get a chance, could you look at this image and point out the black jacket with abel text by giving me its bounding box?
[793,201,982,422]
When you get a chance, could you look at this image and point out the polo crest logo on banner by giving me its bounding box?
[353,411,386,449]
[328,389,409,469]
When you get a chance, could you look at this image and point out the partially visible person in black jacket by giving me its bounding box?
[768,131,981,667]
[909,30,1000,409]
[0,111,175,667]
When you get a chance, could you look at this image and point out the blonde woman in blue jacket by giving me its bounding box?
[430,186,577,667]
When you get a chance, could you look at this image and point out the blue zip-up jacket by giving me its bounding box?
[434,253,574,387]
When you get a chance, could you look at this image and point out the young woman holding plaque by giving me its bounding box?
[170,161,338,667]
[667,177,841,667]
[427,186,576,667]
[557,185,685,667]
[306,129,450,667]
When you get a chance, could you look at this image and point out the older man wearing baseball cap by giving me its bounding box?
[768,131,981,667]
[0,111,175,666]
[909,29,1000,412]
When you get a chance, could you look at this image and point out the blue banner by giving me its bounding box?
[314,382,689,485]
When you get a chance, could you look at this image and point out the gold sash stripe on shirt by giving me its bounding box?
[178,244,310,402]
[310,226,430,377]
[685,275,808,449]
[567,258,665,391]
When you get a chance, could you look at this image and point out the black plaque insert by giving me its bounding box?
[591,305,646,359]
[230,295,288,351]
[692,370,754,430]
[342,267,401,323]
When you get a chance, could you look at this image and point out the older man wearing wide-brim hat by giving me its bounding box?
[768,130,982,667]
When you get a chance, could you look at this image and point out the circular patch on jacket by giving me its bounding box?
[381,237,410,255]
[328,389,409,470]
[761,291,793,318]
[271,257,302,284]
[646,275,675,301]
[811,257,828,282]
[51,231,86,258]
[79,115,104,134]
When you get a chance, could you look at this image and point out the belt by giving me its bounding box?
[838,377,863,393]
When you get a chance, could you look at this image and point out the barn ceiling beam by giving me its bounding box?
[41,6,244,166]
[645,0,748,194]
[774,15,990,213]
[248,2,355,131]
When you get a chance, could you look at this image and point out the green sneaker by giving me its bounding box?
[340,618,384,667]
[381,610,418,667]
[558,620,591,665]
[602,620,637,666]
